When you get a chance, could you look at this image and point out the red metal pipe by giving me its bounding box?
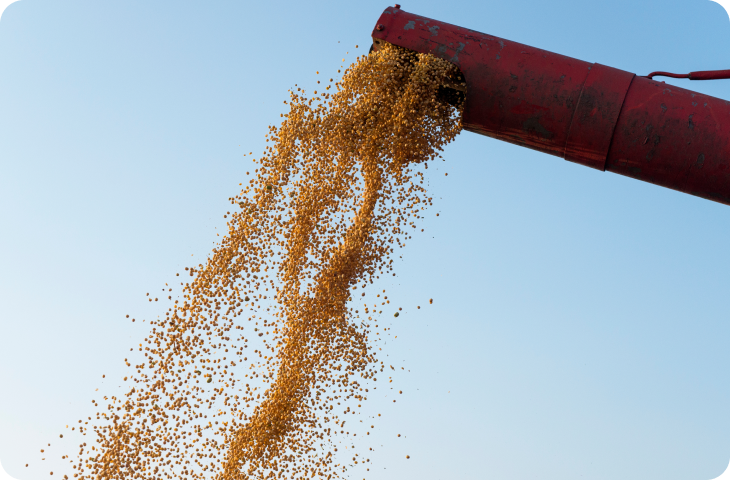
[372,7,730,205]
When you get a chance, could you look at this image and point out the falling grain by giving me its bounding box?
[65,42,464,480]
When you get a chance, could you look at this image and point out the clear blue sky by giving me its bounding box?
[2,0,730,479]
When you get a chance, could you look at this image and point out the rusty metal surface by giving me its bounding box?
[606,76,730,204]
[564,64,635,171]
[372,7,730,205]
[372,7,594,160]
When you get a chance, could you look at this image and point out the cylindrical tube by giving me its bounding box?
[690,69,730,80]
[372,7,730,205]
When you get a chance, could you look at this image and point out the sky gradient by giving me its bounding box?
[2,1,730,479]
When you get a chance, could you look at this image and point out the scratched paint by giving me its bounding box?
[696,153,705,168]
[372,5,730,205]
[523,117,554,140]
[451,42,465,62]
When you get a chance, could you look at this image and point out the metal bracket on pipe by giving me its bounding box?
[645,69,730,80]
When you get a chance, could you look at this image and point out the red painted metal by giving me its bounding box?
[647,69,730,80]
[372,7,730,205]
